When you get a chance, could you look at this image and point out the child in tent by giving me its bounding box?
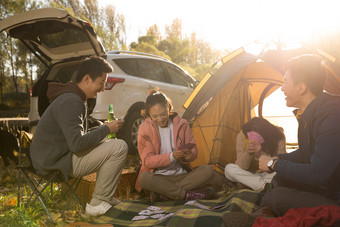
[135,89,215,202]
[224,117,286,190]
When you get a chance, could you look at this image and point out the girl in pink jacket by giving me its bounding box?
[136,89,215,202]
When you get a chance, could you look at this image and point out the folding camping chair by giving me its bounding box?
[17,129,85,223]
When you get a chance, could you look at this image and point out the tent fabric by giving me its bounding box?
[188,60,283,170]
[182,44,339,172]
[182,48,257,121]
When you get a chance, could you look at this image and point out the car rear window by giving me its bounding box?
[9,21,89,48]
[40,28,88,48]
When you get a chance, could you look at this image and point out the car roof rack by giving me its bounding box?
[107,50,169,61]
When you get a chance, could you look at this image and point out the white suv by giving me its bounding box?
[93,51,196,153]
[0,8,196,153]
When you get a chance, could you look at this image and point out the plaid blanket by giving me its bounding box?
[93,189,265,227]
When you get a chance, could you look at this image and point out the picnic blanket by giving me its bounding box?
[92,189,265,227]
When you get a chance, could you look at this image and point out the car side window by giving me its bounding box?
[112,58,138,76]
[164,63,195,88]
[136,59,167,82]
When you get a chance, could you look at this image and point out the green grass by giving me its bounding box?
[0,207,39,227]
[0,176,86,226]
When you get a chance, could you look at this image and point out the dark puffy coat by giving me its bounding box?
[275,92,340,199]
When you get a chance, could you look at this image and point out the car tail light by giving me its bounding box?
[30,87,33,97]
[105,77,125,90]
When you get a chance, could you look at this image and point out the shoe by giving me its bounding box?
[85,201,112,216]
[222,211,256,227]
[185,187,216,200]
[150,192,169,202]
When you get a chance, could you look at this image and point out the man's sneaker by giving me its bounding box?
[85,201,112,216]
[185,187,216,200]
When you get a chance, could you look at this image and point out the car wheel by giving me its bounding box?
[123,111,144,154]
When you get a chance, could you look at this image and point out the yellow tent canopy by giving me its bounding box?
[181,45,339,173]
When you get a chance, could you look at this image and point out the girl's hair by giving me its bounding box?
[242,117,285,156]
[143,89,173,117]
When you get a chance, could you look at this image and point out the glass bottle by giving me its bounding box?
[107,104,116,139]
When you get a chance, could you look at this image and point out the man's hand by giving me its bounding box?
[247,140,261,155]
[104,119,124,133]
[259,155,274,172]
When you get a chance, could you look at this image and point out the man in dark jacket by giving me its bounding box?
[30,56,128,216]
[258,54,340,216]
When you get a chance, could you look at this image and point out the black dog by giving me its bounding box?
[0,130,19,167]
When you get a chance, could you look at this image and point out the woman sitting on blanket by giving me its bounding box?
[224,117,286,190]
[136,89,215,202]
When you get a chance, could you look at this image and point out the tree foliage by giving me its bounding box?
[130,18,223,79]
[0,0,41,101]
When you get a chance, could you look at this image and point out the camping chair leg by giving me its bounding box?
[67,177,85,209]
[17,127,23,207]
[29,175,57,206]
[60,177,85,218]
[17,167,21,207]
[19,169,55,223]
[27,176,49,206]
[26,177,44,205]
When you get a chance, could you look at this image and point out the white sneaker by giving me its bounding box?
[85,201,112,216]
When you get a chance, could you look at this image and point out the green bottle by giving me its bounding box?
[107,104,116,139]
